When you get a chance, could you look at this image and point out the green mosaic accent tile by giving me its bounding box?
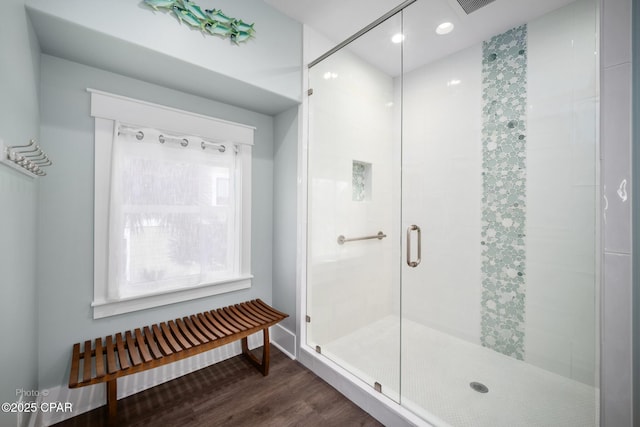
[480,25,527,360]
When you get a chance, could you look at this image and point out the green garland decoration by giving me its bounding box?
[142,0,255,44]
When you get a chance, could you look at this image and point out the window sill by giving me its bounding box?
[92,275,253,319]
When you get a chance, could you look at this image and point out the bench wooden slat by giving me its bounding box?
[236,304,264,327]
[191,315,217,341]
[153,324,174,356]
[228,305,260,328]
[176,318,201,346]
[255,299,288,319]
[106,336,118,374]
[144,326,164,359]
[245,301,277,322]
[212,309,242,332]
[160,322,182,353]
[247,301,281,322]
[83,340,92,383]
[115,333,131,370]
[199,313,228,338]
[236,303,268,324]
[184,316,211,343]
[135,328,153,363]
[247,301,276,319]
[168,320,192,350]
[95,338,105,378]
[221,307,252,330]
[209,310,239,334]
[239,302,273,323]
[69,343,81,388]
[125,331,143,366]
[239,304,269,326]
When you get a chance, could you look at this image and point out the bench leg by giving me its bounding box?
[106,379,117,422]
[241,328,270,376]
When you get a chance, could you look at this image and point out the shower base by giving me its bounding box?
[321,316,597,427]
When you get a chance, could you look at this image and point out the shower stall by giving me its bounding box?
[304,0,599,425]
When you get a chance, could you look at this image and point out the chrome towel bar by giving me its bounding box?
[337,231,386,245]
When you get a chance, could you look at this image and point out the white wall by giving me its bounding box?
[25,0,302,107]
[36,54,275,394]
[273,106,299,334]
[0,1,40,426]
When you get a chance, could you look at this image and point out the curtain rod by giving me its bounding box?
[118,124,227,153]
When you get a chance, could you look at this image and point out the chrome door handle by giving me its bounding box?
[406,225,421,267]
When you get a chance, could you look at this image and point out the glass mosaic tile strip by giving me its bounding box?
[480,25,528,360]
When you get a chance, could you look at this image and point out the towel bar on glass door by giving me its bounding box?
[337,231,386,245]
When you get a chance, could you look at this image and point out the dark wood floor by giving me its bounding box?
[55,346,383,426]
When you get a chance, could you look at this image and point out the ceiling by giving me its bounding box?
[265,0,580,75]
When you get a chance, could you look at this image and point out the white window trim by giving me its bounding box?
[90,89,254,319]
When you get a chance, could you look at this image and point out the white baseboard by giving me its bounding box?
[30,333,266,427]
[271,324,296,359]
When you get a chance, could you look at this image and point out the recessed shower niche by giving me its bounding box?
[352,160,372,202]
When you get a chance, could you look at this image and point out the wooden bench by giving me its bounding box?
[68,299,288,420]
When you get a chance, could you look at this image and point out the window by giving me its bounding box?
[90,90,253,318]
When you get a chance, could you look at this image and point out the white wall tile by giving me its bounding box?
[600,0,634,422]
[526,0,598,383]
[570,339,598,385]
[602,252,633,426]
[602,63,632,254]
[602,0,632,67]
[401,44,482,344]
[525,327,572,378]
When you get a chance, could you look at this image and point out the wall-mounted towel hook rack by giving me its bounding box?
[1,138,53,178]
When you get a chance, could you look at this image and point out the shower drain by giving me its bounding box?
[470,382,489,393]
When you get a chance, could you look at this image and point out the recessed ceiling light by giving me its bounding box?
[436,22,454,35]
[391,33,405,44]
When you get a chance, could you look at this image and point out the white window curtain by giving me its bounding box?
[107,123,240,300]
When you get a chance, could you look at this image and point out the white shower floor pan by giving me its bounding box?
[321,316,598,427]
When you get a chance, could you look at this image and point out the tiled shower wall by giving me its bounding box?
[601,0,633,423]
[525,0,598,385]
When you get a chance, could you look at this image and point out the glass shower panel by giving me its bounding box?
[400,0,599,425]
[306,13,402,401]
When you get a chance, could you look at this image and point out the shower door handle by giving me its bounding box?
[406,225,422,267]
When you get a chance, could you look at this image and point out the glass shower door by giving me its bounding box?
[399,8,486,417]
[399,0,599,425]
[306,13,403,403]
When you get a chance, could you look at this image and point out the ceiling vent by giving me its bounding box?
[456,0,496,14]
